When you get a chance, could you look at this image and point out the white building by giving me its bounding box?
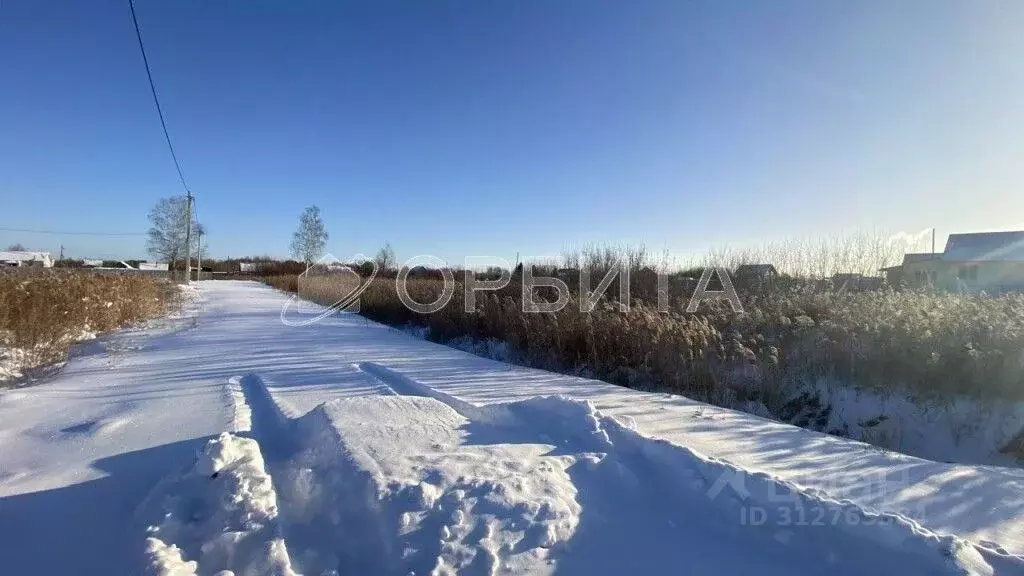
[0,251,53,268]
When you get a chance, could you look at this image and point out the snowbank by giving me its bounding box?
[275,395,581,575]
[140,432,297,576]
[410,328,1024,467]
[487,394,1024,574]
[590,401,1024,575]
[809,381,1024,464]
[228,374,1024,574]
[0,330,94,385]
[0,345,28,382]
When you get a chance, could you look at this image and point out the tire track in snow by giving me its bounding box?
[355,362,493,421]
[224,375,251,433]
[228,374,326,575]
[234,373,401,575]
[238,373,301,459]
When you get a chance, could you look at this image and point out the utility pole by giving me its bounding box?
[59,244,64,261]
[183,192,193,284]
[196,226,202,282]
[932,228,936,254]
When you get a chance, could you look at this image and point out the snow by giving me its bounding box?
[0,330,96,385]
[0,346,29,381]
[141,432,296,575]
[280,393,582,575]
[807,380,1024,465]
[0,250,53,267]
[1,281,1023,575]
[410,330,1024,468]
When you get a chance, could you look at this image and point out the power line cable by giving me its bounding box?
[0,226,148,237]
[127,0,191,195]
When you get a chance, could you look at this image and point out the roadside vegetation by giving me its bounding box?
[267,270,1024,401]
[0,270,177,383]
[262,239,1024,460]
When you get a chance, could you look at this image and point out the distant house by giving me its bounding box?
[83,259,104,268]
[832,272,862,285]
[138,261,169,271]
[831,273,884,291]
[881,253,937,286]
[881,231,1024,292]
[0,251,53,268]
[941,231,1024,292]
[733,264,778,288]
[90,261,139,270]
[879,265,903,285]
[897,253,942,287]
[239,262,258,273]
[305,261,355,276]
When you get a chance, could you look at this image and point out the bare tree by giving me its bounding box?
[192,223,209,259]
[290,205,329,265]
[146,196,199,270]
[6,243,26,251]
[194,223,209,278]
[375,241,396,272]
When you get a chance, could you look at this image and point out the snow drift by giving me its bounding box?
[141,381,1024,575]
[140,432,297,576]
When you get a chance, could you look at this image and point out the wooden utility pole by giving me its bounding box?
[196,226,202,282]
[183,192,193,284]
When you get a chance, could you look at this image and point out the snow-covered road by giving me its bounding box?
[1,281,1022,575]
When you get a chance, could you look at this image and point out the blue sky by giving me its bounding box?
[2,1,1023,263]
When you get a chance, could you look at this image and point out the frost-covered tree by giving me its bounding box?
[290,205,329,265]
[146,196,199,267]
[194,222,209,261]
[375,241,395,272]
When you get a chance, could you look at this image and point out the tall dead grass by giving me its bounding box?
[694,231,916,278]
[263,268,1024,410]
[0,270,177,375]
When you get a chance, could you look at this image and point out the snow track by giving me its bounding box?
[146,365,1024,575]
[356,361,501,421]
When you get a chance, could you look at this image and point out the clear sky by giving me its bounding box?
[2,1,1023,263]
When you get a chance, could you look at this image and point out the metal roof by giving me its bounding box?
[902,253,940,265]
[941,231,1024,262]
[0,251,51,262]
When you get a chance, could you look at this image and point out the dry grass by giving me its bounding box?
[0,270,178,376]
[263,274,298,293]
[263,271,1024,411]
[694,231,913,278]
